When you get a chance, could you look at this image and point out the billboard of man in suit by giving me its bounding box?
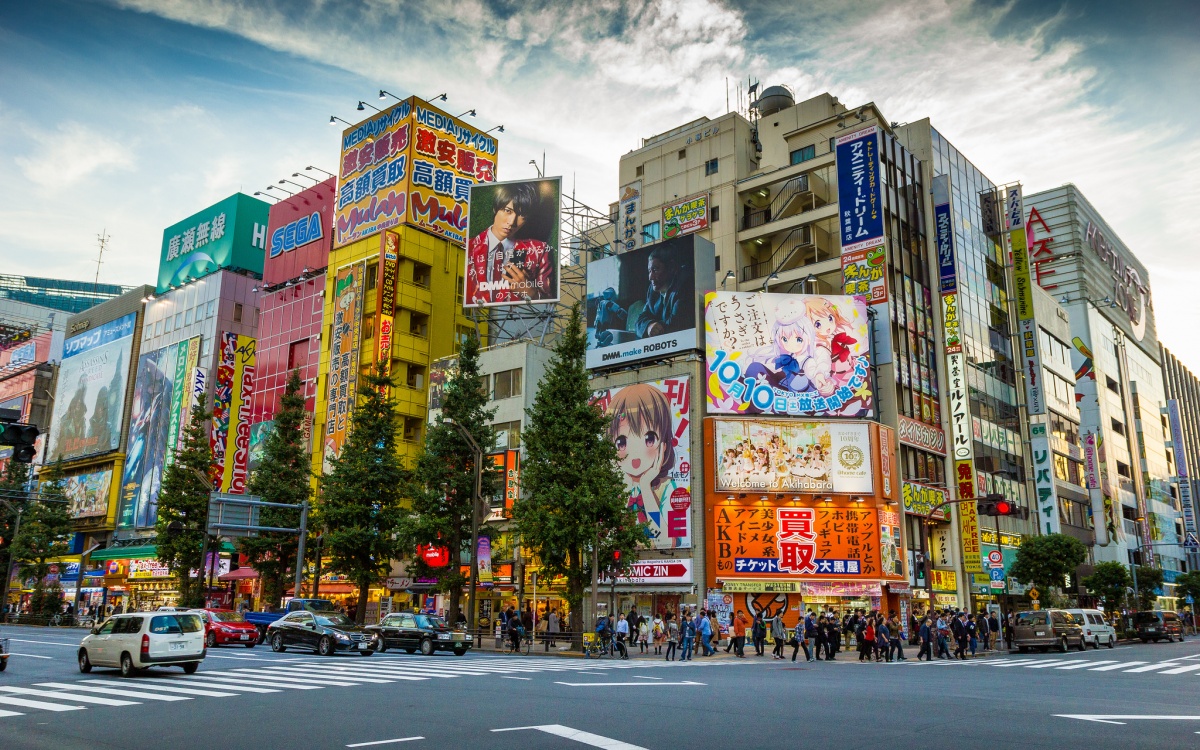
[464,178,561,307]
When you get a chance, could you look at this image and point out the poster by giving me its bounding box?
[662,194,709,238]
[585,234,714,369]
[477,537,493,586]
[464,177,561,307]
[592,377,692,549]
[63,467,113,519]
[47,313,137,462]
[902,481,947,519]
[840,245,888,304]
[1030,422,1059,535]
[712,419,874,494]
[323,262,365,473]
[835,126,882,254]
[705,292,873,418]
[248,420,273,472]
[210,333,256,494]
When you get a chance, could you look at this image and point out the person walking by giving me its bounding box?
[967,613,979,657]
[752,612,767,656]
[696,609,713,656]
[652,613,665,655]
[977,611,991,651]
[952,612,969,660]
[732,609,749,658]
[664,613,679,661]
[637,615,650,654]
[615,613,630,659]
[936,611,952,659]
[770,613,787,660]
[1004,611,1015,651]
[858,617,874,662]
[708,611,720,654]
[824,615,839,660]
[811,614,826,661]
[888,616,907,661]
[547,609,560,647]
[679,613,695,661]
[987,611,1000,650]
[917,617,933,661]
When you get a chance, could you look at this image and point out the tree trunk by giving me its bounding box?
[355,580,369,625]
[589,540,599,636]
[568,547,583,649]
[447,532,462,626]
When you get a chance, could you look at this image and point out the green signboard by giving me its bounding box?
[157,193,269,293]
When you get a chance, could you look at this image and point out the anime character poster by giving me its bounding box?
[119,344,185,529]
[712,419,874,495]
[705,292,873,418]
[592,377,692,549]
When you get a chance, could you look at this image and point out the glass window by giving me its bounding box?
[184,307,194,326]
[150,615,183,634]
[643,221,660,242]
[711,205,719,223]
[493,368,522,400]
[98,619,116,634]
[234,303,243,323]
[366,263,379,290]
[206,300,216,318]
[790,145,816,165]
[704,158,718,176]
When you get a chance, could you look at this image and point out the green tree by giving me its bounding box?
[1134,565,1164,610]
[1173,570,1200,610]
[513,304,644,636]
[1083,561,1132,612]
[404,333,498,627]
[0,459,32,612]
[1009,533,1088,593]
[11,460,73,617]
[155,396,213,608]
[319,368,408,624]
[241,370,310,609]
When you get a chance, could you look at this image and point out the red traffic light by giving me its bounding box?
[994,499,1012,515]
[612,550,621,562]
[978,494,1027,518]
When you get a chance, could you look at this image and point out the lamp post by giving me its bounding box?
[443,417,483,643]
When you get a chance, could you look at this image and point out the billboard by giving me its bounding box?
[704,292,873,418]
[263,178,335,286]
[334,97,499,248]
[210,333,256,493]
[464,177,561,307]
[323,262,365,473]
[158,193,269,294]
[712,418,874,495]
[835,126,882,254]
[46,312,137,462]
[592,377,692,550]
[64,467,114,519]
[585,234,714,369]
[662,194,709,239]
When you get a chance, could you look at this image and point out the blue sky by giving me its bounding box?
[2,0,1198,366]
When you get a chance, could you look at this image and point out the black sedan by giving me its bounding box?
[266,610,377,656]
[364,612,471,656]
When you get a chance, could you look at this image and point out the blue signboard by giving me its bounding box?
[934,202,957,294]
[835,126,883,253]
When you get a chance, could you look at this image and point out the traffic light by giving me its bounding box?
[612,550,621,564]
[0,420,38,463]
[977,493,1029,519]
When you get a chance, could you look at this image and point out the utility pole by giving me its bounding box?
[0,507,22,620]
[93,230,109,296]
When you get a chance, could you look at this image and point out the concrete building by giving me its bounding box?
[1160,346,1200,572]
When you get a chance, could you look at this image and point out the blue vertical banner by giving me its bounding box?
[836,126,883,254]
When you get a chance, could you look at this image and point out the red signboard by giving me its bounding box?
[418,544,450,567]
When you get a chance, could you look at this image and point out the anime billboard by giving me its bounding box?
[592,377,692,550]
[705,292,873,418]
[712,418,874,495]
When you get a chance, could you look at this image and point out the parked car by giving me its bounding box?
[243,598,340,644]
[1065,608,1118,649]
[190,608,259,648]
[1135,610,1184,642]
[79,612,206,677]
[1012,609,1085,653]
[266,610,377,656]
[364,611,471,656]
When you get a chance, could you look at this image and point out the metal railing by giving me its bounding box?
[742,225,822,282]
[741,174,811,230]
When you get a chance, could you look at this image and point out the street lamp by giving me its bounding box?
[442,417,484,642]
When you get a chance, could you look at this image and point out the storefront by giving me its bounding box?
[600,558,694,627]
[89,543,234,611]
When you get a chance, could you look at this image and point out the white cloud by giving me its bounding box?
[14,121,135,188]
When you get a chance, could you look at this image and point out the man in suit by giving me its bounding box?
[465,182,555,306]
[634,246,693,338]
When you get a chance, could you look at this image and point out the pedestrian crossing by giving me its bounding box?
[0,655,713,721]
[923,654,1200,677]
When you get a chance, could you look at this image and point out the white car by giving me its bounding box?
[79,612,206,677]
[1065,608,1117,649]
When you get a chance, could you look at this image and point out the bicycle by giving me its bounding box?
[582,632,603,659]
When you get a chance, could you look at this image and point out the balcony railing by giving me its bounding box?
[741,174,812,231]
[741,225,834,282]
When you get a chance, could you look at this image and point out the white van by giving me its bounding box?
[79,612,206,677]
[1065,608,1117,649]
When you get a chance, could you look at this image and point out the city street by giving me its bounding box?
[2,625,1199,749]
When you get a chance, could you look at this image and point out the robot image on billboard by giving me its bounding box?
[705,292,874,418]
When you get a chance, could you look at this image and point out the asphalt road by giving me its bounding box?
[2,625,1199,749]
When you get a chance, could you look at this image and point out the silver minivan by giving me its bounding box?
[1065,608,1117,649]
[79,612,206,677]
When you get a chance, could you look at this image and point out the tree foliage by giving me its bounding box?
[404,332,498,626]
[319,368,408,624]
[241,370,310,608]
[0,459,32,607]
[1134,565,1164,610]
[1009,533,1088,593]
[1083,561,1131,611]
[155,396,213,608]
[12,460,73,617]
[513,304,645,631]
[1173,570,1200,609]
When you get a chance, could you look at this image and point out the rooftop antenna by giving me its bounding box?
[93,229,109,295]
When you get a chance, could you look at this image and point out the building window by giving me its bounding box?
[711,205,720,223]
[362,314,375,341]
[1106,376,1120,393]
[704,158,719,176]
[643,221,660,242]
[402,416,423,443]
[366,262,378,291]
[1111,418,1125,436]
[635,164,644,177]
[233,303,243,323]
[454,325,473,352]
[412,262,431,288]
[287,339,308,370]
[493,368,522,400]
[790,145,816,165]
[184,307,194,326]
[493,420,521,450]
[678,149,686,160]
[715,254,721,271]
[206,299,216,318]
[456,276,464,306]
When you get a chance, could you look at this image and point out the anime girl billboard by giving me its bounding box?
[592,377,692,549]
[704,292,873,418]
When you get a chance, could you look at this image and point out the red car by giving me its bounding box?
[191,609,259,648]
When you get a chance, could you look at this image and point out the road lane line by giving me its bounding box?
[5,653,54,659]
[35,682,190,701]
[0,709,25,718]
[1159,665,1200,675]
[1123,663,1183,673]
[553,681,705,687]
[1089,662,1147,671]
[1055,660,1117,670]
[78,680,240,697]
[492,724,648,749]
[1022,660,1074,669]
[0,687,138,706]
[345,737,424,747]
[500,676,531,680]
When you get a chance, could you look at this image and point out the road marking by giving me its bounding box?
[0,709,24,718]
[0,687,139,706]
[1055,660,1117,670]
[202,653,290,662]
[1123,663,1182,673]
[345,737,425,747]
[5,638,78,647]
[500,676,531,680]
[79,680,240,697]
[229,669,366,687]
[256,666,409,683]
[633,676,662,680]
[36,682,191,701]
[493,724,648,749]
[1022,660,1074,669]
[1159,665,1200,675]
[6,653,54,659]
[1089,662,1147,671]
[169,678,281,693]
[1056,714,1200,725]
[0,695,85,712]
[553,681,705,687]
[988,659,1042,667]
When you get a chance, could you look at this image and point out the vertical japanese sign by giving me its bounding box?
[377,232,399,390]
[477,537,493,586]
[1008,185,1045,416]
[323,262,365,473]
[1030,422,1060,535]
[210,333,237,486]
[617,181,642,252]
[835,126,882,254]
[166,336,200,469]
[408,102,498,243]
[212,334,256,494]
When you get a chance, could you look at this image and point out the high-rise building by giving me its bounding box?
[1160,346,1200,571]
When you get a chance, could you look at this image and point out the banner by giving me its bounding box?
[323,262,365,473]
[377,232,399,385]
[211,333,256,494]
[592,377,692,549]
[662,194,709,238]
[705,292,873,418]
[840,245,888,304]
[604,559,693,585]
[835,126,882,254]
[585,234,713,369]
[712,418,874,494]
[1008,185,1046,416]
[897,414,946,456]
[64,467,114,519]
[1030,422,1060,535]
[477,537,493,586]
[902,481,947,519]
[47,313,137,462]
[464,177,561,307]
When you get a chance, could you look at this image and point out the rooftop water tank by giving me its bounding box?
[755,84,795,117]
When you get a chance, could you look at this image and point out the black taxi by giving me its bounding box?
[364,611,470,656]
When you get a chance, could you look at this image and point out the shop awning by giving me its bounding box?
[89,542,237,561]
[218,568,259,582]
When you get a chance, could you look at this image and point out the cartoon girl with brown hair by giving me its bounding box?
[606,384,683,548]
[804,297,859,387]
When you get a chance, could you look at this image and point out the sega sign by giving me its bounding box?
[269,211,323,258]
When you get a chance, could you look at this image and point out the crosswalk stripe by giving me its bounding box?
[1056,661,1117,670]
[989,660,1043,667]
[1159,665,1200,675]
[227,670,365,687]
[1023,660,1075,669]
[168,678,281,693]
[0,695,85,712]
[0,687,140,706]
[255,667,406,684]
[322,666,456,679]
[1123,663,1182,673]
[0,709,25,718]
[36,682,191,701]
[176,672,322,690]
[1090,662,1147,671]
[78,680,240,697]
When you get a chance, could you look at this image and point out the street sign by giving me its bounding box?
[1028,587,1040,600]
[987,550,1003,565]
[989,567,1005,581]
